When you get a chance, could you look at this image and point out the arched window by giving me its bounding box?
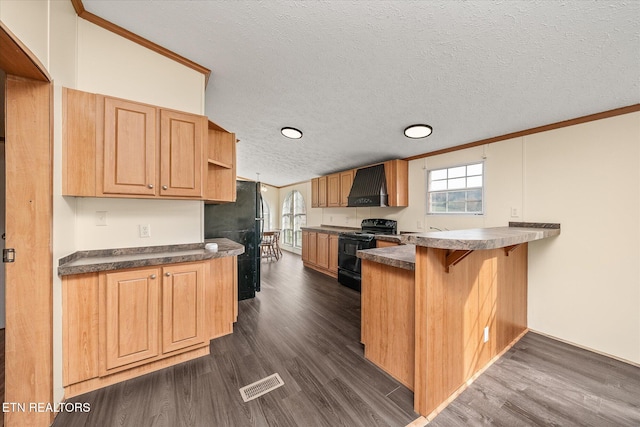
[281,190,306,248]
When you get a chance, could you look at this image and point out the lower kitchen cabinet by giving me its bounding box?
[302,231,339,278]
[63,258,235,397]
[101,267,161,372]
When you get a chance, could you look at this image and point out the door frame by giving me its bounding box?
[1,21,53,427]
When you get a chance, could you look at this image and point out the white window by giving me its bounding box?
[262,200,271,231]
[281,190,306,248]
[427,162,484,214]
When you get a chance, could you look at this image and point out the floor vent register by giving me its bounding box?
[239,373,284,402]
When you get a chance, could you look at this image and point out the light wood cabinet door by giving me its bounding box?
[318,176,328,207]
[302,231,310,262]
[308,232,318,264]
[327,173,341,207]
[160,109,205,198]
[101,268,160,372]
[162,262,206,354]
[340,170,354,206]
[102,97,157,196]
[329,234,339,273]
[311,178,319,208]
[317,233,330,269]
[384,160,409,207]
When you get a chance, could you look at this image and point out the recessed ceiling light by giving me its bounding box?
[281,127,303,139]
[404,124,433,139]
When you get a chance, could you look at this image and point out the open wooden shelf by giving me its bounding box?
[208,159,233,169]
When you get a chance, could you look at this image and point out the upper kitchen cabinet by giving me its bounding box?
[309,161,406,208]
[205,121,237,203]
[327,173,341,207]
[339,170,354,207]
[384,159,409,207]
[63,87,206,200]
[312,176,328,208]
[327,170,354,207]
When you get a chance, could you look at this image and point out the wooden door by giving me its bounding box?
[317,233,329,269]
[329,234,339,273]
[162,262,206,353]
[4,74,53,427]
[160,109,204,198]
[327,173,340,207]
[101,268,160,372]
[318,176,328,207]
[340,170,354,206]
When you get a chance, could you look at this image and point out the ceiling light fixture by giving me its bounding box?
[281,127,303,139]
[404,124,433,139]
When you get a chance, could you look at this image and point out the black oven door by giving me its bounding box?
[338,234,375,273]
[338,237,361,272]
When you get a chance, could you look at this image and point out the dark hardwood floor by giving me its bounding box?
[52,252,418,427]
[51,252,640,427]
[430,331,640,426]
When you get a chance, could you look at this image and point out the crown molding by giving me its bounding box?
[71,0,211,84]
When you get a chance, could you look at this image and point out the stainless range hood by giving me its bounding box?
[347,164,388,207]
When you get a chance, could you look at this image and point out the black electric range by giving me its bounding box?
[337,219,397,291]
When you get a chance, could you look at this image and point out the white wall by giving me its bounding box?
[524,113,639,364]
[0,0,49,69]
[305,112,640,364]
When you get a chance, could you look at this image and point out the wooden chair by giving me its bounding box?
[260,231,279,261]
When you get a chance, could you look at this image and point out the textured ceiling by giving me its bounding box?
[82,0,640,187]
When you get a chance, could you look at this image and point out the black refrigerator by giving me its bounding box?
[204,180,262,300]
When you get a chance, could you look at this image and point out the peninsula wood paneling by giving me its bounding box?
[361,259,415,389]
[414,245,528,416]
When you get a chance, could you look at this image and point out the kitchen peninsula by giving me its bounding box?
[58,239,243,397]
[358,222,560,419]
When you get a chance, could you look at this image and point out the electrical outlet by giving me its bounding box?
[417,220,423,229]
[483,326,490,343]
[139,224,151,238]
[511,207,519,218]
[96,211,107,226]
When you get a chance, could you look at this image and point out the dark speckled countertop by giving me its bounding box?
[300,225,359,235]
[357,244,415,271]
[58,238,244,276]
[400,222,560,250]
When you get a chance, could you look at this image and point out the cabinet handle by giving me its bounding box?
[165,272,171,277]
[148,184,154,189]
[150,274,157,279]
[162,185,168,190]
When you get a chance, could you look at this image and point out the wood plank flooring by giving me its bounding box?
[52,252,418,427]
[50,252,640,426]
[429,332,640,426]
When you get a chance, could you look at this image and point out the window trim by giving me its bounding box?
[426,161,485,216]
